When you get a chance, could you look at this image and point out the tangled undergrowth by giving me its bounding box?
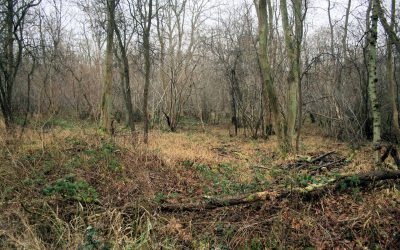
[0,120,399,249]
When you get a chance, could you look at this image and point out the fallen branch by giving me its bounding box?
[160,170,400,212]
[160,191,278,211]
[312,158,345,171]
[309,151,335,164]
[297,151,336,169]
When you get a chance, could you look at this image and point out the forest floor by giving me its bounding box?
[0,118,399,249]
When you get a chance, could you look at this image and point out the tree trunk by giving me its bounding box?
[376,0,400,55]
[280,0,303,152]
[143,0,153,144]
[113,16,136,140]
[0,0,15,129]
[100,0,116,134]
[368,0,382,164]
[387,0,400,140]
[256,0,288,151]
[294,0,304,153]
[342,0,351,59]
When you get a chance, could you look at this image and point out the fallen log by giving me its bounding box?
[160,190,280,212]
[160,170,400,212]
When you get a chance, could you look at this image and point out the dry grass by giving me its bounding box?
[0,120,399,249]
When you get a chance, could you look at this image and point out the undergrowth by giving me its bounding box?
[0,122,399,249]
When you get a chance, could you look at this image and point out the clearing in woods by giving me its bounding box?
[0,121,399,249]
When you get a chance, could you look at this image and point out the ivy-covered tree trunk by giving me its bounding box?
[280,0,303,152]
[100,0,116,133]
[368,0,381,163]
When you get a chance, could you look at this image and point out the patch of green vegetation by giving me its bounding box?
[65,136,87,147]
[3,186,16,200]
[294,174,333,188]
[248,237,264,250]
[42,118,77,129]
[154,192,179,203]
[260,155,273,165]
[84,142,123,172]
[181,160,194,167]
[269,166,286,179]
[65,156,83,169]
[193,163,269,196]
[42,174,98,203]
[14,116,29,126]
[299,142,309,151]
[78,226,112,250]
[19,150,58,176]
[251,165,270,187]
[180,116,201,127]
[339,176,361,191]
[296,174,319,187]
[22,177,45,186]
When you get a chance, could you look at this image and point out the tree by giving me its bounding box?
[206,6,246,136]
[367,0,381,163]
[142,0,153,144]
[0,0,41,129]
[280,0,305,152]
[113,0,137,139]
[385,0,400,140]
[255,0,287,150]
[100,0,116,133]
[255,0,306,152]
[156,0,209,132]
[376,0,400,55]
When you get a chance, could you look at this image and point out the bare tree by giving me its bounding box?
[142,0,153,144]
[0,0,41,129]
[113,0,137,139]
[156,0,209,132]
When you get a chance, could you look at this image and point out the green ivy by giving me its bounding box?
[42,174,98,203]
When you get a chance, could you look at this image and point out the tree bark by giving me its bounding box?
[368,0,382,164]
[112,12,136,140]
[101,0,116,134]
[342,0,351,59]
[376,0,400,55]
[280,0,304,152]
[256,0,288,151]
[143,0,153,144]
[386,0,400,140]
